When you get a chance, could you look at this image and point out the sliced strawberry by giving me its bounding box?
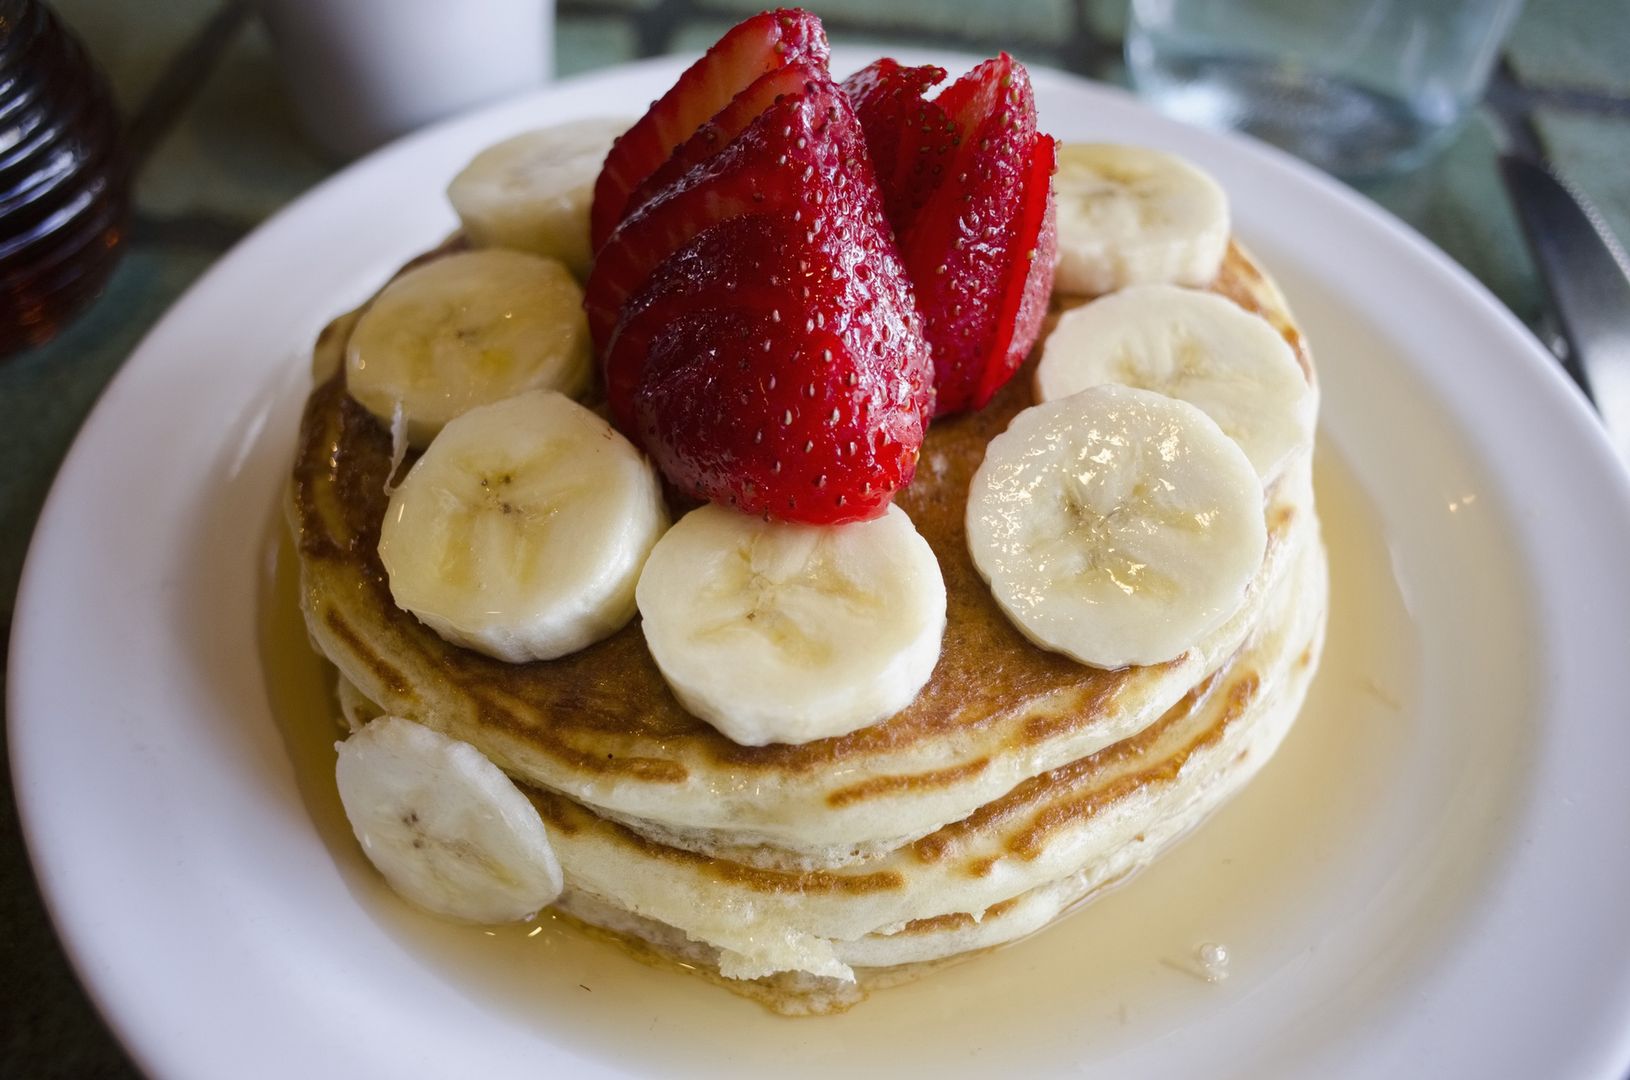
[628,213,930,524]
[601,77,931,523]
[588,8,828,252]
[585,76,857,355]
[839,59,950,232]
[892,54,1056,416]
[976,133,1057,407]
[601,213,798,437]
[622,60,825,226]
[585,137,782,354]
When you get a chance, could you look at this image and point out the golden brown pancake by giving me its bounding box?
[288,238,1326,1012]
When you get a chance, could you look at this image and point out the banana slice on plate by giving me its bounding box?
[346,249,591,446]
[967,385,1266,670]
[1052,142,1229,296]
[447,117,629,278]
[336,715,563,924]
[379,390,668,663]
[1035,284,1315,483]
[636,503,946,746]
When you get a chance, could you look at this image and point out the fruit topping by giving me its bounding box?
[1048,142,1231,295]
[966,385,1266,669]
[588,8,828,252]
[447,117,629,279]
[636,503,946,746]
[627,210,929,524]
[583,69,838,355]
[600,77,932,524]
[839,58,950,232]
[844,53,1057,416]
[583,12,1062,524]
[345,249,591,446]
[1034,284,1313,484]
[336,716,563,924]
[622,59,827,227]
[378,390,668,663]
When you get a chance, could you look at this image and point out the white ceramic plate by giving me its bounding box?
[11,51,1630,1080]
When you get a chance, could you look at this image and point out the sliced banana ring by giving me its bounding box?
[336,715,563,924]
[967,385,1266,670]
[1052,142,1229,296]
[636,503,947,747]
[346,249,592,447]
[1035,284,1315,483]
[447,117,629,278]
[379,390,668,664]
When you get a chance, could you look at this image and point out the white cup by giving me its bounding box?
[257,0,554,159]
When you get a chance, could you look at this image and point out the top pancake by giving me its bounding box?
[289,241,1317,866]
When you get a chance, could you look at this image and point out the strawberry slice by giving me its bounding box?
[845,53,1057,417]
[902,54,1053,415]
[628,214,930,524]
[976,133,1057,407]
[603,78,932,524]
[588,8,827,252]
[622,60,825,226]
[601,213,795,438]
[840,58,950,233]
[586,76,856,355]
[585,132,785,355]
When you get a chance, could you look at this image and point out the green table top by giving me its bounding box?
[4,0,1628,1074]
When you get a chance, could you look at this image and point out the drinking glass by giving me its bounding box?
[257,0,555,159]
[1126,0,1526,178]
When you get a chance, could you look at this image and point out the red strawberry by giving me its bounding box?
[844,53,1057,417]
[906,56,1054,414]
[840,59,950,232]
[588,9,827,252]
[629,215,930,524]
[586,75,856,359]
[602,214,794,440]
[584,126,790,355]
[976,133,1056,406]
[605,80,932,524]
[623,60,825,225]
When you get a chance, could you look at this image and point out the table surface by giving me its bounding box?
[4,0,1628,1074]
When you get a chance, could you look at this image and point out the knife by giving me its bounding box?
[1497,152,1630,463]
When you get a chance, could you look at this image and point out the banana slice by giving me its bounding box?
[1034,284,1314,483]
[335,715,563,923]
[379,390,668,663]
[447,118,629,278]
[346,249,592,446]
[1052,142,1229,296]
[312,308,362,384]
[636,503,946,746]
[967,385,1266,669]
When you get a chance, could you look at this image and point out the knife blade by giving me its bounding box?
[1498,152,1630,462]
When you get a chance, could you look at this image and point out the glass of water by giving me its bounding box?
[1126,0,1526,178]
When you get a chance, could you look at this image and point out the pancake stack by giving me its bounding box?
[289,239,1327,1014]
